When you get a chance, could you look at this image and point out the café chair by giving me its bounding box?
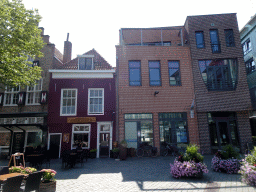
[20,171,43,192]
[0,175,24,192]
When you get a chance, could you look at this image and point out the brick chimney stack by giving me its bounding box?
[63,33,72,64]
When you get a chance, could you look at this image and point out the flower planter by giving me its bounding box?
[39,181,56,192]
[170,160,208,178]
[90,152,96,159]
[211,156,240,174]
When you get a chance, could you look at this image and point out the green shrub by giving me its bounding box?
[220,144,240,159]
[183,144,204,163]
[112,148,120,153]
[245,146,256,164]
[90,148,97,152]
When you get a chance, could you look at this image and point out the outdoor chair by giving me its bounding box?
[20,171,43,192]
[42,150,51,168]
[0,166,9,175]
[0,175,24,192]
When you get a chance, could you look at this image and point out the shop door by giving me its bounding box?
[49,134,61,158]
[216,121,231,148]
[99,133,109,157]
[12,132,25,154]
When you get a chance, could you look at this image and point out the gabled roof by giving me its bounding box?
[54,48,112,70]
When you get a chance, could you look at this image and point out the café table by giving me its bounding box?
[0,173,27,181]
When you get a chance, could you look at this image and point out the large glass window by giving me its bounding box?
[159,113,188,149]
[195,31,205,48]
[224,29,235,47]
[246,59,255,74]
[125,114,153,148]
[72,124,90,149]
[129,61,141,86]
[78,57,93,70]
[26,79,42,105]
[60,89,77,116]
[26,131,42,147]
[210,29,221,53]
[149,61,161,86]
[168,61,181,85]
[198,59,238,91]
[4,86,20,106]
[88,88,104,115]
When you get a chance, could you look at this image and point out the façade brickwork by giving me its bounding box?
[185,13,252,153]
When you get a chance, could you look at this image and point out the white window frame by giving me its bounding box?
[3,86,20,106]
[78,55,94,70]
[71,124,91,149]
[243,39,252,55]
[26,79,43,105]
[88,88,104,115]
[60,89,77,116]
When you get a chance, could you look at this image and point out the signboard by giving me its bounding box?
[67,117,96,123]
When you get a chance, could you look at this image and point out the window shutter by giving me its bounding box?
[17,92,26,105]
[0,93,4,106]
[40,91,48,104]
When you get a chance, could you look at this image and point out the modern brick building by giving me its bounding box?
[116,27,198,155]
[240,14,256,138]
[0,28,62,158]
[48,42,116,158]
[116,13,252,154]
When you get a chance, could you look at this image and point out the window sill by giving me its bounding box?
[60,114,77,116]
[26,104,41,106]
[88,113,104,116]
[3,104,18,107]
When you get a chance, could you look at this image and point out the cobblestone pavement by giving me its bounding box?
[1,155,255,192]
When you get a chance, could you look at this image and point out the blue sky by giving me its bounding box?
[22,0,256,67]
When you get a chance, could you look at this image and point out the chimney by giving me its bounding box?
[63,33,72,63]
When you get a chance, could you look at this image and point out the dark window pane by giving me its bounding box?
[195,32,204,48]
[168,61,180,85]
[149,61,161,86]
[85,58,93,70]
[129,61,141,86]
[210,30,221,53]
[225,29,235,47]
[79,58,86,70]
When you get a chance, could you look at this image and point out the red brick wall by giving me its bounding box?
[116,45,199,152]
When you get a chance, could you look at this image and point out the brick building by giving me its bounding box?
[240,14,256,138]
[185,13,252,154]
[116,27,198,154]
[48,40,116,158]
[116,13,252,154]
[0,28,62,158]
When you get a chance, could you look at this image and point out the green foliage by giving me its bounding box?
[90,148,97,152]
[0,0,45,88]
[220,144,240,159]
[183,144,204,163]
[245,146,256,165]
[120,140,127,147]
[112,148,120,153]
[252,136,256,143]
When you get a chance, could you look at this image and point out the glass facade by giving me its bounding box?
[159,113,188,149]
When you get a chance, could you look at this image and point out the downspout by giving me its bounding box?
[180,28,184,46]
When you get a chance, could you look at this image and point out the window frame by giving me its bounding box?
[78,55,94,70]
[210,29,221,53]
[71,124,91,149]
[60,88,77,116]
[88,88,104,115]
[224,29,235,47]
[243,39,252,55]
[3,86,20,106]
[246,58,255,74]
[195,31,205,48]
[148,60,161,86]
[26,79,43,105]
[168,61,181,86]
[129,61,141,86]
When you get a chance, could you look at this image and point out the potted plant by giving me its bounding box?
[90,148,97,158]
[239,146,256,187]
[119,140,127,160]
[40,169,57,192]
[211,144,241,174]
[170,144,208,178]
[9,166,37,174]
[112,148,120,159]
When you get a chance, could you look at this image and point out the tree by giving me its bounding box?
[0,0,45,88]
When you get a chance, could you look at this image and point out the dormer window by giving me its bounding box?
[78,55,94,70]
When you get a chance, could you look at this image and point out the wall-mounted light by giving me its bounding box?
[154,91,159,96]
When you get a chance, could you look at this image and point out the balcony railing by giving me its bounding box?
[211,43,221,53]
